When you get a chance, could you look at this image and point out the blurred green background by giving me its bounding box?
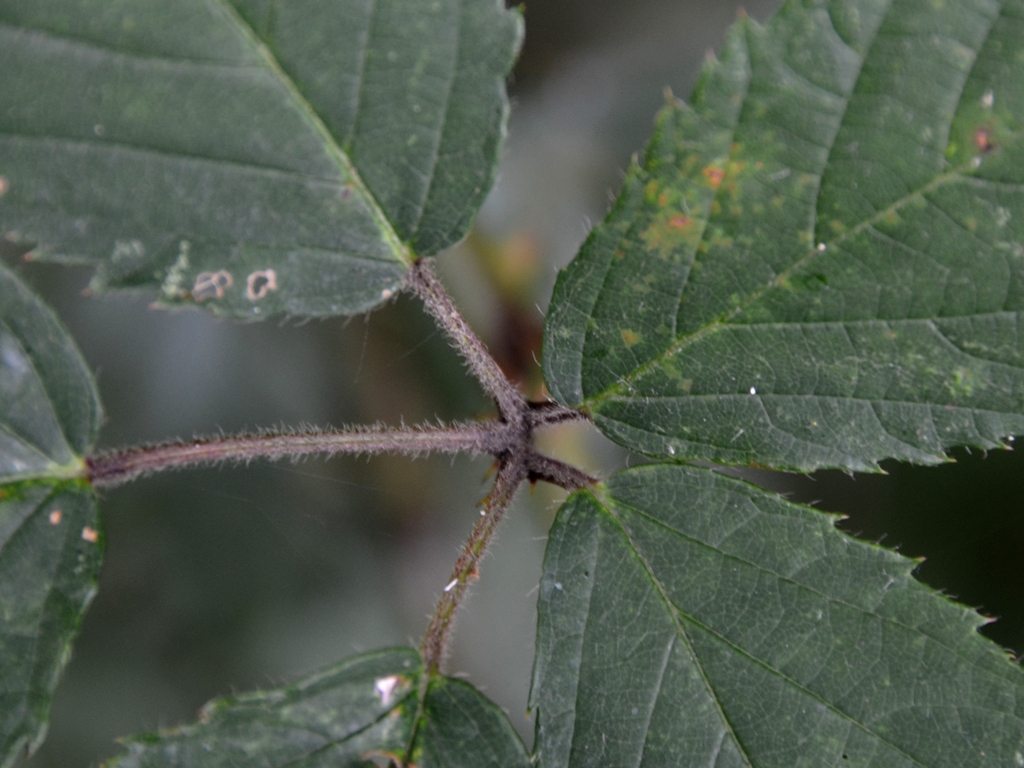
[7,1,1024,765]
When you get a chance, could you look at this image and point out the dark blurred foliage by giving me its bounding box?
[7,1,1024,766]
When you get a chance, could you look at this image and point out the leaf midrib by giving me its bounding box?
[211,0,412,265]
[0,21,261,70]
[594,490,757,768]
[0,130,348,185]
[272,689,419,768]
[584,155,989,410]
[598,489,968,768]
[608,488,1006,676]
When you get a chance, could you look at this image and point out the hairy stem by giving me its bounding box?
[420,458,528,674]
[86,422,511,489]
[405,258,526,422]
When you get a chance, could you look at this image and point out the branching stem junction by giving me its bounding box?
[84,257,596,681]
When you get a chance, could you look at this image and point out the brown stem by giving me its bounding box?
[86,422,511,489]
[404,258,527,423]
[528,399,591,427]
[420,458,528,674]
[526,451,597,492]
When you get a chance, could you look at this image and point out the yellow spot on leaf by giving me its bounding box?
[621,329,642,348]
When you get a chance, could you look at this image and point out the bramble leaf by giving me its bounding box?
[0,0,522,318]
[0,264,103,766]
[544,0,1024,471]
[109,648,530,768]
[0,264,100,485]
[0,481,102,768]
[530,463,1024,767]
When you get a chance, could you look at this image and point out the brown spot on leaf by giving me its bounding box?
[703,166,724,188]
[81,527,99,543]
[49,510,62,525]
[669,214,691,230]
[192,270,233,302]
[621,329,642,348]
[974,127,995,153]
[245,269,278,300]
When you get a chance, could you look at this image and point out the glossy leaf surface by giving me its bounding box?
[0,266,102,766]
[0,264,101,484]
[544,0,1024,470]
[0,481,102,768]
[111,648,530,768]
[0,0,522,318]
[530,463,1024,767]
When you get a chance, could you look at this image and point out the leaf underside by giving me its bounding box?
[0,0,522,318]
[543,0,1024,471]
[110,648,530,768]
[530,464,1024,768]
[0,481,102,768]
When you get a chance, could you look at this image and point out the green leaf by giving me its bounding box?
[530,463,1024,767]
[1,481,102,768]
[543,0,1024,471]
[0,265,103,765]
[0,264,101,484]
[110,648,530,768]
[0,0,522,318]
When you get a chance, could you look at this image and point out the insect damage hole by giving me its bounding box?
[192,270,233,302]
[245,269,278,301]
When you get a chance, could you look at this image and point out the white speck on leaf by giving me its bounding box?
[749,387,757,395]
[667,445,676,455]
[49,510,62,525]
[81,527,98,543]
[375,675,401,706]
[971,156,982,169]
[161,244,190,299]
[554,582,563,591]
[816,243,827,252]
[444,578,458,592]
[381,288,394,300]
[982,89,994,109]
[93,123,105,136]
